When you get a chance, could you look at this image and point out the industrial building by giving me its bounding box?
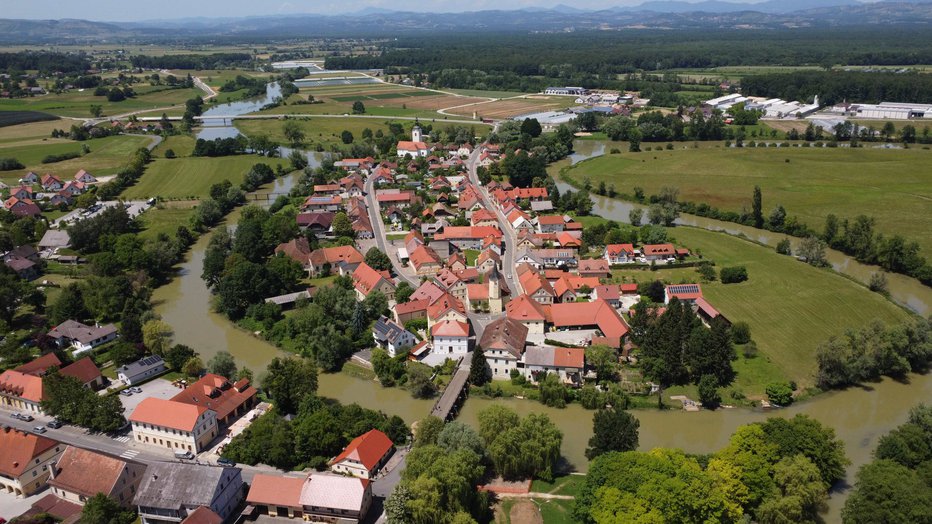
[841,102,932,120]
[544,87,588,96]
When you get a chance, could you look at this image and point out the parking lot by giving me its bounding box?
[117,378,181,413]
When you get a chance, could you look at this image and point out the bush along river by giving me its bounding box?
[155,106,927,522]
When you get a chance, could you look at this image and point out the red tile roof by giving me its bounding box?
[642,243,676,256]
[537,215,565,226]
[60,357,101,385]
[0,427,59,478]
[605,244,635,257]
[309,245,364,268]
[553,347,585,368]
[409,280,446,303]
[431,319,470,337]
[550,300,630,339]
[330,429,393,471]
[426,292,466,320]
[506,294,552,322]
[665,283,703,301]
[14,353,62,375]
[182,506,223,524]
[0,369,44,403]
[409,245,442,271]
[129,398,209,431]
[48,446,130,498]
[247,474,305,508]
[353,262,392,296]
[578,259,610,274]
[170,374,256,422]
[435,226,502,241]
[519,270,555,297]
[553,276,601,298]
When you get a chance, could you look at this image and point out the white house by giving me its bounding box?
[479,317,528,379]
[604,243,636,265]
[372,316,418,357]
[129,398,218,453]
[116,355,167,386]
[430,320,470,355]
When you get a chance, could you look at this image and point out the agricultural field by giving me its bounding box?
[622,225,910,393]
[0,132,153,184]
[0,110,59,128]
[0,84,204,118]
[445,95,570,119]
[121,155,285,200]
[136,203,198,241]
[562,147,932,256]
[152,135,197,158]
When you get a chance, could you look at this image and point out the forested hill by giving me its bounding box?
[1,1,932,43]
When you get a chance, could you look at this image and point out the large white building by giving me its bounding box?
[430,320,470,355]
[844,102,932,120]
[129,398,218,454]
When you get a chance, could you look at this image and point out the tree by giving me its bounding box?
[628,128,642,152]
[142,319,173,355]
[468,347,492,386]
[539,372,567,408]
[341,130,354,144]
[164,148,176,159]
[182,356,204,377]
[237,366,254,382]
[164,344,196,371]
[698,374,722,409]
[331,212,355,238]
[282,120,305,147]
[628,208,643,227]
[81,493,136,524]
[797,236,827,267]
[577,112,598,132]
[395,281,414,303]
[585,345,618,382]
[437,421,485,456]
[208,351,237,380]
[720,266,749,284]
[109,342,142,367]
[752,185,764,229]
[262,356,319,414]
[352,100,366,114]
[756,455,827,524]
[477,405,520,445]
[586,409,639,459]
[843,459,932,524]
[51,283,89,324]
[414,415,445,446]
[875,422,931,468]
[407,364,437,399]
[731,322,751,344]
[760,415,849,486]
[520,118,542,137]
[776,238,792,256]
[365,247,392,271]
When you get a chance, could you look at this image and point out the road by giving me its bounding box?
[363,173,418,288]
[465,146,523,296]
[0,404,285,486]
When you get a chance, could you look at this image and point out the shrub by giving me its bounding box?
[0,158,25,170]
[742,340,758,359]
[869,272,888,294]
[696,261,716,281]
[164,149,176,159]
[765,382,794,406]
[41,151,81,164]
[776,238,793,256]
[731,322,751,344]
[720,266,749,284]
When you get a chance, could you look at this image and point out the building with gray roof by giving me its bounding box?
[134,463,243,524]
[117,355,167,386]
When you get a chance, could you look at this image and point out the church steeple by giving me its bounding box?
[412,120,423,143]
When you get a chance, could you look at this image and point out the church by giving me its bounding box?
[396,123,431,158]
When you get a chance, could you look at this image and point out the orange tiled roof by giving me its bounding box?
[330,429,393,471]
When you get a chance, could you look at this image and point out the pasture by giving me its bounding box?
[589,219,913,394]
[0,133,153,184]
[121,155,285,200]
[563,146,932,256]
[0,84,203,118]
[234,118,399,148]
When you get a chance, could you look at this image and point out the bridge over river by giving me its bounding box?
[431,362,471,421]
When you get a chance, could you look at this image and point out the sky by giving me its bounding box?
[2,0,774,22]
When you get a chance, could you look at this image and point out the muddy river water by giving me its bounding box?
[155,109,928,522]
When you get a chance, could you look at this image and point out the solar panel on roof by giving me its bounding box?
[668,284,700,294]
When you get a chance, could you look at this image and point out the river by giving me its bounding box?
[153,102,926,522]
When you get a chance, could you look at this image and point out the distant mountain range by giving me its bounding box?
[0,0,930,44]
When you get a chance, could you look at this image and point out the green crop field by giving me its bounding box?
[153,135,197,158]
[0,133,153,184]
[137,205,198,241]
[660,226,909,392]
[0,85,203,118]
[122,155,285,199]
[562,147,932,256]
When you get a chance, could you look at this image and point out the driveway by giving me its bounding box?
[117,378,180,413]
[0,487,50,519]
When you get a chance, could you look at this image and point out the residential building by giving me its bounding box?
[431,320,470,355]
[305,245,364,276]
[505,294,551,334]
[642,243,676,262]
[41,174,64,191]
[372,316,417,357]
[5,196,41,217]
[477,249,501,272]
[74,169,97,184]
[129,398,219,453]
[532,248,577,268]
[38,229,71,252]
[409,245,443,276]
[536,215,567,233]
[665,283,703,305]
[47,319,118,355]
[519,269,557,305]
[480,317,528,379]
[134,462,244,524]
[553,275,601,302]
[433,226,502,251]
[246,473,371,523]
[435,269,469,301]
[117,355,167,386]
[329,429,394,479]
[426,292,468,327]
[550,299,630,347]
[170,374,257,427]
[0,355,103,413]
[296,212,334,234]
[578,258,611,278]
[604,244,636,265]
[593,285,621,308]
[352,263,396,301]
[48,446,146,506]
[521,346,585,384]
[301,195,343,212]
[695,297,728,327]
[0,427,63,497]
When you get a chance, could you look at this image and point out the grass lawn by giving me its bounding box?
[137,206,198,241]
[562,147,932,256]
[0,134,152,184]
[0,120,63,144]
[463,249,480,266]
[234,118,400,148]
[537,499,576,524]
[153,135,196,158]
[306,275,338,288]
[663,226,912,392]
[122,155,285,200]
[531,474,586,497]
[0,85,203,118]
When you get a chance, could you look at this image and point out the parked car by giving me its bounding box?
[47,419,63,429]
[130,387,143,393]
[33,426,46,434]
[174,450,194,460]
[217,457,237,467]
[14,413,35,422]
[120,389,133,396]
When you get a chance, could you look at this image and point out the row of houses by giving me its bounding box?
[3,169,98,217]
